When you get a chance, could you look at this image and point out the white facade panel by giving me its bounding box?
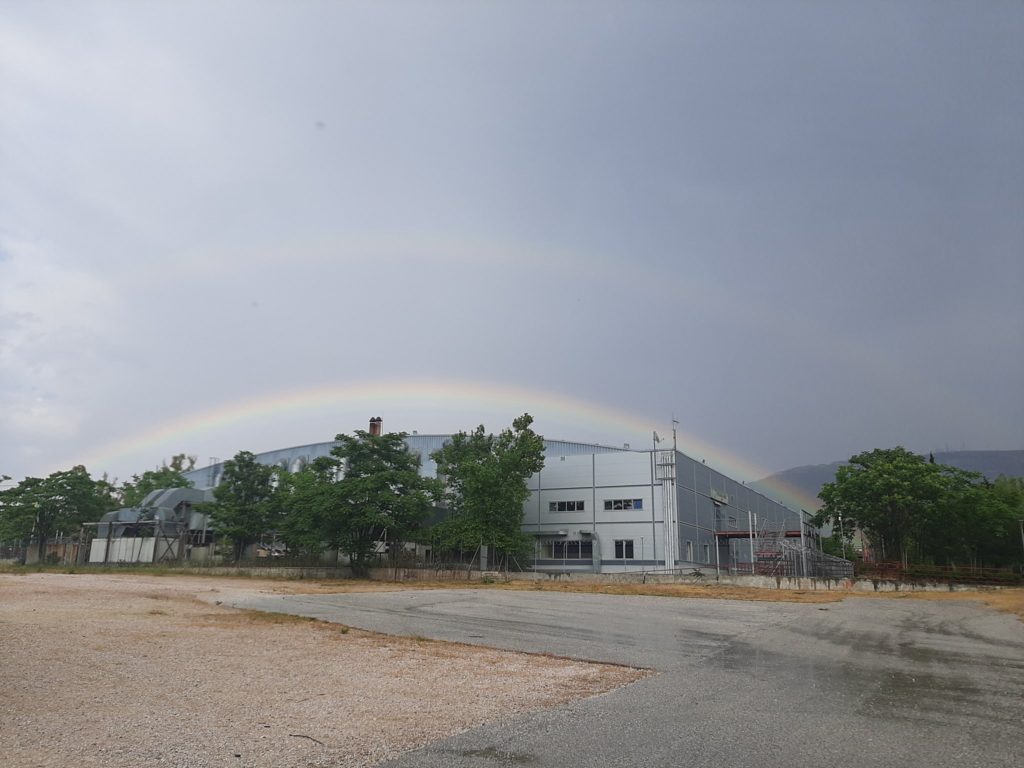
[104,537,156,563]
[593,452,652,487]
[89,538,107,563]
[537,458,594,490]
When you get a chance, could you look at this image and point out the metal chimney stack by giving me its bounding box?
[368,416,383,436]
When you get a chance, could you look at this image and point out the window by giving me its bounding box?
[685,541,693,561]
[543,540,593,559]
[614,539,634,559]
[603,498,643,511]
[702,543,710,563]
[548,500,586,512]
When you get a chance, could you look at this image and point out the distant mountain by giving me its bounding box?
[751,450,1024,512]
[930,450,1024,479]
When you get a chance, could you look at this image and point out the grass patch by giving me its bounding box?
[863,587,1024,621]
[978,589,1024,620]
[0,562,189,577]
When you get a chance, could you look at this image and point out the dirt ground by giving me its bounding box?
[0,574,645,768]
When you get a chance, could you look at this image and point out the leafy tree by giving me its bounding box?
[325,430,439,575]
[431,413,545,564]
[121,453,196,507]
[974,476,1024,566]
[276,457,339,558]
[0,466,118,561]
[815,448,943,566]
[814,448,1024,568]
[202,451,278,562]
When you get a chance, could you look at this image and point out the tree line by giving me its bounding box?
[1,416,545,571]
[812,447,1024,569]
[0,454,197,562]
[203,414,544,573]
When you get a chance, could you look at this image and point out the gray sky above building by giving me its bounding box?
[2,1,1022,485]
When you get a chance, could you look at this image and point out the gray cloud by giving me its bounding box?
[1,1,1021,482]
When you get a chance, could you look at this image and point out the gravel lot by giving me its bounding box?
[0,574,644,768]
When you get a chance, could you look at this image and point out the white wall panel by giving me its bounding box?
[593,452,652,487]
[536,455,594,489]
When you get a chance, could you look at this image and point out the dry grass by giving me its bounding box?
[976,589,1024,619]
[261,576,1024,621]
[268,577,846,603]
[848,587,1024,620]
[502,579,847,603]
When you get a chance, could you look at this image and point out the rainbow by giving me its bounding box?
[69,377,821,511]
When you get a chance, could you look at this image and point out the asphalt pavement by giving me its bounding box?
[227,588,1024,768]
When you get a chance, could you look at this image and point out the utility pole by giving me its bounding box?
[747,509,755,574]
[799,510,808,578]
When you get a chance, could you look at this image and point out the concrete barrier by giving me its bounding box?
[75,562,1009,592]
[504,570,1006,592]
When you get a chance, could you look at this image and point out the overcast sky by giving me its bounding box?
[2,1,1022,485]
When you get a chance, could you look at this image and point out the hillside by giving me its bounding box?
[750,450,1024,511]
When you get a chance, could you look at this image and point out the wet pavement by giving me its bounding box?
[227,589,1024,767]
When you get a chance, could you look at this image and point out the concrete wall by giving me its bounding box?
[514,569,1001,593]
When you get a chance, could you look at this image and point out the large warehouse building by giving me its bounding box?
[154,425,833,576]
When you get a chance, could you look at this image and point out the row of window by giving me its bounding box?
[546,498,646,512]
[540,538,712,563]
[549,500,586,512]
[540,540,594,559]
[539,539,636,560]
[605,498,643,511]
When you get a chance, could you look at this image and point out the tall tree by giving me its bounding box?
[814,448,1024,568]
[974,476,1024,566]
[431,413,545,564]
[327,430,439,575]
[276,457,339,558]
[202,451,278,561]
[815,448,945,566]
[121,453,196,507]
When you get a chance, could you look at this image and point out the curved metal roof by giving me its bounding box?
[183,434,630,489]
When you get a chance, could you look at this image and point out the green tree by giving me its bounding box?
[326,430,439,575]
[975,476,1024,566]
[0,466,118,561]
[276,457,338,558]
[814,448,1024,568]
[815,448,943,566]
[202,451,278,562]
[121,453,196,507]
[431,413,545,565]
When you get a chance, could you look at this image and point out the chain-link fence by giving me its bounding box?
[728,536,854,579]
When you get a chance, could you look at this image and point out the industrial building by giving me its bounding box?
[89,421,844,576]
[526,446,829,575]
[88,487,214,564]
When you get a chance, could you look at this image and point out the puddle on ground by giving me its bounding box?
[712,638,1021,728]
